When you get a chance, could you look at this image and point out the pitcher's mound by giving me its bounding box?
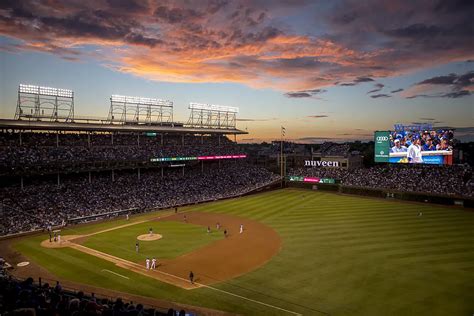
[137,233,162,241]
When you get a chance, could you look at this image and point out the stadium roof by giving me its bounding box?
[0,119,248,135]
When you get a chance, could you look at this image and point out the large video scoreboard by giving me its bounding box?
[374,124,453,165]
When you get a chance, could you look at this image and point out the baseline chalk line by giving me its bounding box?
[101,269,130,279]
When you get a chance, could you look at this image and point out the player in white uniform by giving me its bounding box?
[151,258,156,269]
[239,224,244,234]
[57,233,61,243]
[145,258,150,270]
[407,138,423,163]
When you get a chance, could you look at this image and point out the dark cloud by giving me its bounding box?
[418,73,459,85]
[338,82,356,86]
[391,88,404,93]
[407,71,474,99]
[207,0,229,14]
[434,0,474,13]
[354,77,374,83]
[124,33,162,47]
[386,24,442,39]
[339,77,374,87]
[442,90,471,98]
[307,115,329,118]
[370,94,391,98]
[367,83,384,94]
[154,6,204,24]
[105,0,149,13]
[285,88,326,98]
[406,90,471,99]
[285,92,311,98]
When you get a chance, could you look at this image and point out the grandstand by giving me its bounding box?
[0,85,281,236]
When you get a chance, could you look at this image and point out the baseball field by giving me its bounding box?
[6,188,474,315]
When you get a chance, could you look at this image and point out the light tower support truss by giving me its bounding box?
[187,102,238,129]
[15,84,74,122]
[107,95,173,125]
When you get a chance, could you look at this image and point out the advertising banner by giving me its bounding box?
[374,131,390,163]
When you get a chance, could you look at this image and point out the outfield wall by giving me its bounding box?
[286,182,474,208]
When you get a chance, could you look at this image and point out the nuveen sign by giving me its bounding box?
[305,160,340,167]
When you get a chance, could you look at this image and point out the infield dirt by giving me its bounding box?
[38,211,281,289]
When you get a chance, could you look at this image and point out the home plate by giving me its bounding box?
[17,262,30,267]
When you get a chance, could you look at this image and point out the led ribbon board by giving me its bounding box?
[287,176,336,184]
[150,155,247,162]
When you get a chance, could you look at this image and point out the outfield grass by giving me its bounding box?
[13,189,474,315]
[83,221,223,262]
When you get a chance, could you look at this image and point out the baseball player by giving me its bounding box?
[57,233,61,243]
[47,224,52,242]
[207,226,211,234]
[149,227,153,236]
[136,241,139,253]
[145,258,150,270]
[151,258,157,269]
[189,271,194,284]
[407,137,423,163]
[239,224,244,234]
[224,229,227,238]
[126,213,129,221]
[183,215,187,223]
[216,222,220,230]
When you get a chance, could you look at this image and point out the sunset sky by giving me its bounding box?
[0,0,473,142]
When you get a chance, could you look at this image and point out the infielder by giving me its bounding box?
[239,224,244,234]
[149,227,153,236]
[151,258,157,269]
[136,241,139,253]
[189,271,194,284]
[145,258,150,270]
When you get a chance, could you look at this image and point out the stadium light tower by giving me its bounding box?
[187,102,239,129]
[107,95,174,125]
[15,84,75,122]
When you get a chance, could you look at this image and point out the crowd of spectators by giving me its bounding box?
[289,164,473,197]
[0,132,242,175]
[389,129,454,153]
[0,273,187,315]
[0,164,280,236]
